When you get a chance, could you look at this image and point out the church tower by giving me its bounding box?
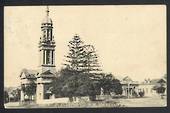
[39,6,56,73]
[36,6,56,103]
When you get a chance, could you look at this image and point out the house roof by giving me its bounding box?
[157,78,166,83]
[114,75,124,81]
[120,76,139,84]
[20,68,39,79]
[141,78,167,85]
[20,68,57,79]
[122,76,133,82]
[150,79,160,84]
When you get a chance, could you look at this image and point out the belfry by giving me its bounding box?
[38,6,56,73]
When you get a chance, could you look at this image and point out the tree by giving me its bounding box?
[138,90,145,97]
[51,34,103,101]
[11,88,21,102]
[64,35,102,78]
[101,74,113,95]
[156,86,166,94]
[100,73,122,95]
[112,79,123,95]
[88,79,101,101]
[64,34,85,73]
[4,90,9,103]
[51,69,92,101]
[156,85,166,99]
[21,80,36,101]
[51,68,78,97]
[153,78,166,99]
[63,35,102,98]
[83,45,102,79]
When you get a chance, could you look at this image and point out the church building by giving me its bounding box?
[20,6,56,103]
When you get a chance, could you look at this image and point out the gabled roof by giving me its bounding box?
[157,78,166,83]
[40,70,55,78]
[141,78,167,85]
[122,76,133,82]
[20,68,39,79]
[149,79,160,84]
[120,76,139,84]
[114,75,125,81]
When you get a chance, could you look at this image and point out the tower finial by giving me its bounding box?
[46,6,49,17]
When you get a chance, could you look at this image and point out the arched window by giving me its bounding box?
[46,50,50,64]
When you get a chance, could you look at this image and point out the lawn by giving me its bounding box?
[117,96,166,107]
[4,95,166,108]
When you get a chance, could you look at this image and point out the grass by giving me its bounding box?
[5,95,166,108]
[5,100,124,108]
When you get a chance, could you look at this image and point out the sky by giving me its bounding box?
[4,5,166,87]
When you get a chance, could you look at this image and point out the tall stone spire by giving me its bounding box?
[42,6,52,24]
[46,6,49,17]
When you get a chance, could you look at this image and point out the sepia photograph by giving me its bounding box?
[4,5,167,108]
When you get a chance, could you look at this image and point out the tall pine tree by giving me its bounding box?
[52,34,103,100]
[64,34,102,78]
[83,45,102,79]
[64,34,85,74]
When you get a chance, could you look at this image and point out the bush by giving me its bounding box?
[138,91,145,97]
[156,86,166,94]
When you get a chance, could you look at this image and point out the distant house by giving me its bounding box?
[138,79,157,97]
[20,69,38,84]
[120,76,139,98]
[138,77,167,97]
[20,69,38,101]
[116,75,167,98]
